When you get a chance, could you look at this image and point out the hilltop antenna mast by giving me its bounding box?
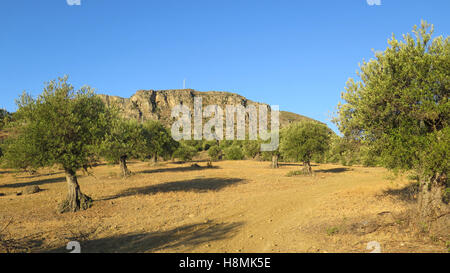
[183,78,186,89]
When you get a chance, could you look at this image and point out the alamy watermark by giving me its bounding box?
[366,0,381,6]
[366,241,382,253]
[171,97,279,152]
[66,0,81,6]
[66,241,81,253]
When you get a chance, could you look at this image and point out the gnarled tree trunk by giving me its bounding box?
[302,161,313,176]
[119,155,131,178]
[271,154,279,169]
[207,159,213,168]
[418,173,449,221]
[59,169,92,213]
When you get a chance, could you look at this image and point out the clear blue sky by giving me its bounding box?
[0,0,448,133]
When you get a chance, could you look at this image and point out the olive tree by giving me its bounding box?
[0,109,11,130]
[172,141,198,162]
[280,121,331,175]
[2,77,110,213]
[243,140,261,159]
[335,21,449,219]
[143,120,178,163]
[99,118,147,177]
[208,145,222,161]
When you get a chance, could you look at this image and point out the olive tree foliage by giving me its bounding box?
[0,109,11,130]
[1,77,112,213]
[334,21,449,219]
[99,117,147,177]
[143,120,178,163]
[224,144,245,160]
[0,110,10,161]
[280,121,331,175]
[243,140,261,159]
[208,145,222,161]
[325,135,379,167]
[172,141,198,162]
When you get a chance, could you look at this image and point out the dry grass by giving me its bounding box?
[0,160,448,253]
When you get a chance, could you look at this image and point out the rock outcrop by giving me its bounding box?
[98,89,319,128]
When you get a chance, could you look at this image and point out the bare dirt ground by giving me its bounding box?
[0,160,448,253]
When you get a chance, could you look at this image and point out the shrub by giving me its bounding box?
[243,140,260,159]
[202,140,218,151]
[208,145,222,161]
[326,226,339,236]
[224,145,244,160]
[173,143,198,162]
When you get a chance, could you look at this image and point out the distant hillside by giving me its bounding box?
[98,89,321,129]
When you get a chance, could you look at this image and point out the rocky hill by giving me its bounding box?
[98,89,320,129]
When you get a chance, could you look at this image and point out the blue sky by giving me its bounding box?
[0,0,448,133]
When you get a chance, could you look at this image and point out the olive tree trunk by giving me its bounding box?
[418,173,449,221]
[302,161,313,175]
[119,155,132,178]
[59,169,92,213]
[152,154,158,164]
[271,154,279,169]
[207,159,213,168]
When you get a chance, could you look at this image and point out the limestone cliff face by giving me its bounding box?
[98,89,317,128]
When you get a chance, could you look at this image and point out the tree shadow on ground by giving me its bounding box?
[45,221,243,253]
[0,226,45,253]
[314,167,350,173]
[279,163,319,167]
[0,177,66,189]
[0,170,18,175]
[381,182,420,203]
[15,171,65,179]
[0,238,44,253]
[138,165,220,175]
[102,177,245,201]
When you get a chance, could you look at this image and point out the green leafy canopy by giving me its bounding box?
[280,121,331,163]
[99,118,147,163]
[335,21,449,177]
[2,76,111,173]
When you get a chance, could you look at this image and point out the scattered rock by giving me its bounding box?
[0,193,5,197]
[377,211,392,216]
[309,246,320,252]
[22,185,41,195]
[349,220,381,235]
